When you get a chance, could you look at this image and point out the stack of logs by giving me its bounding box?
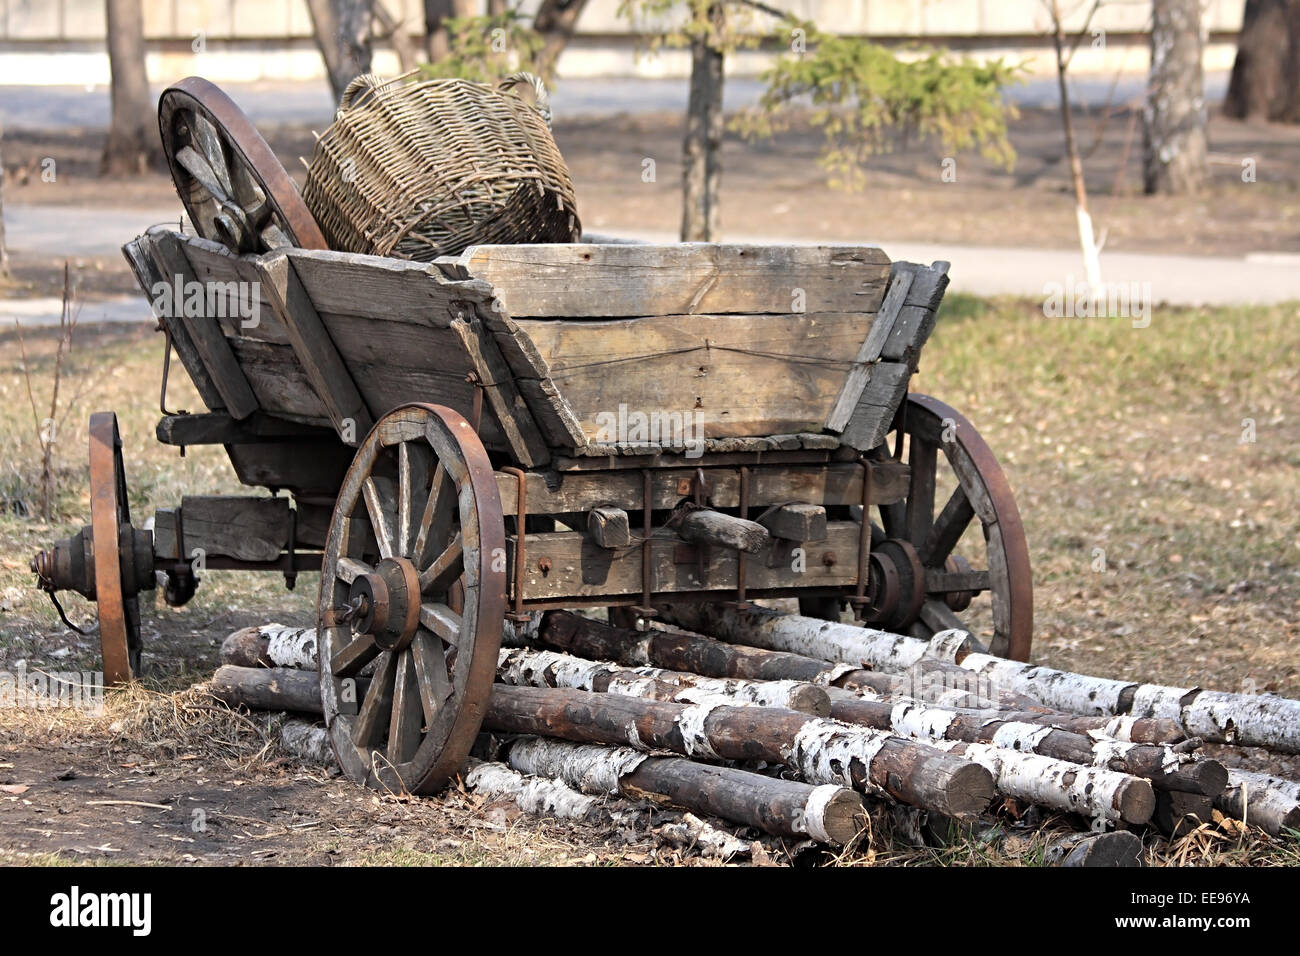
[212,605,1300,863]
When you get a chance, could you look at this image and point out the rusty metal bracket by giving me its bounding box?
[849,458,874,621]
[501,466,530,623]
[466,371,485,434]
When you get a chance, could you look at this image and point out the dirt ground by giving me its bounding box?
[2,101,1299,866]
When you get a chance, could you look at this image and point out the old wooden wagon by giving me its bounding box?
[31,78,1032,795]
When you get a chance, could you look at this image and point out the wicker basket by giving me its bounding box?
[301,71,581,261]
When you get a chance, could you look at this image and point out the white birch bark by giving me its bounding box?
[280,719,335,765]
[1214,768,1300,837]
[262,625,319,670]
[930,739,1145,824]
[465,759,755,859]
[660,603,938,671]
[507,736,648,795]
[498,645,825,713]
[932,649,1138,716]
[1129,685,1300,752]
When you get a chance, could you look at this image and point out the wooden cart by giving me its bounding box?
[31,79,1032,795]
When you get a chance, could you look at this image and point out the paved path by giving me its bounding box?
[3,202,1296,328]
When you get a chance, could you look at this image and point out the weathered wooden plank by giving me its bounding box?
[517,311,873,442]
[451,316,550,467]
[495,461,908,515]
[839,362,911,452]
[179,234,285,345]
[256,253,375,446]
[287,247,498,325]
[225,337,333,425]
[122,234,225,411]
[881,261,950,372]
[509,521,864,600]
[447,243,891,317]
[824,267,914,432]
[153,495,290,562]
[147,230,260,420]
[155,411,337,446]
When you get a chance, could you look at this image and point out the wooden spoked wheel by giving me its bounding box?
[317,404,506,794]
[158,76,327,254]
[88,412,147,683]
[881,394,1033,661]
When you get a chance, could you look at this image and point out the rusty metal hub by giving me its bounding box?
[345,556,422,653]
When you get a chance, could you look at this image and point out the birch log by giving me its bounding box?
[677,604,1300,752]
[506,736,865,844]
[484,684,995,819]
[280,719,335,765]
[927,739,1155,824]
[464,759,753,859]
[825,693,1225,795]
[498,646,830,715]
[541,609,831,681]
[658,601,968,672]
[221,624,318,669]
[542,611,1025,710]
[1213,769,1300,837]
[210,665,322,712]
[941,649,1300,752]
[541,612,1181,740]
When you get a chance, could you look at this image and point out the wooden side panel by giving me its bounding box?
[517,312,874,442]
[444,243,891,317]
[510,522,865,600]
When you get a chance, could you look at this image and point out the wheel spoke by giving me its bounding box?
[419,533,464,595]
[920,486,975,567]
[336,556,370,584]
[190,113,235,197]
[413,462,454,566]
[906,438,938,547]
[332,632,378,677]
[419,602,462,646]
[411,629,453,722]
[175,145,235,206]
[363,476,397,560]
[388,650,424,764]
[397,442,415,559]
[352,651,396,749]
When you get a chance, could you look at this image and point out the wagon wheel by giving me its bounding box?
[158,76,327,254]
[879,394,1033,661]
[317,404,506,794]
[89,412,147,684]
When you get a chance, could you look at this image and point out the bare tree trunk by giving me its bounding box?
[423,0,476,63]
[1144,0,1207,194]
[534,0,590,78]
[488,0,507,15]
[100,0,158,176]
[423,0,454,60]
[306,0,376,104]
[372,0,417,72]
[681,3,725,241]
[1046,0,1101,289]
[1224,0,1300,121]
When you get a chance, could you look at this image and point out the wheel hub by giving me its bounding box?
[347,557,422,652]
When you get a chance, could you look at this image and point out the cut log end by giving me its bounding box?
[815,787,870,845]
[924,756,997,821]
[1118,778,1158,826]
